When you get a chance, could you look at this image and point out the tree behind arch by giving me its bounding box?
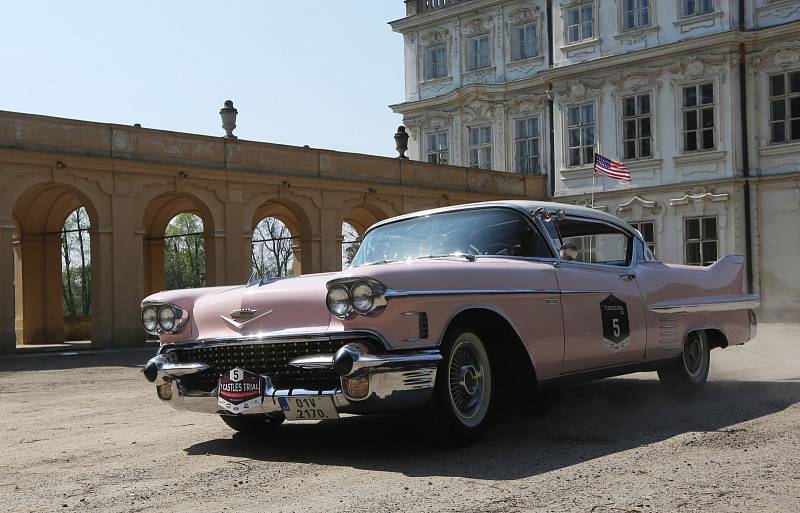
[252,217,294,278]
[164,213,205,290]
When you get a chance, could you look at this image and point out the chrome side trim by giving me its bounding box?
[647,296,760,314]
[384,288,612,299]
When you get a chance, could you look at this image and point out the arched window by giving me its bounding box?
[61,207,92,317]
[341,221,361,270]
[252,217,295,278]
[164,213,205,289]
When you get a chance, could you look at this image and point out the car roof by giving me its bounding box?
[367,200,639,238]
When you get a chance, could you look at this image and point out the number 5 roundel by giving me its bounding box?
[600,295,630,351]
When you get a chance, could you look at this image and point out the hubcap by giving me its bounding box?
[448,338,486,420]
[683,332,705,377]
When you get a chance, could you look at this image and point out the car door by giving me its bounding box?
[550,216,648,373]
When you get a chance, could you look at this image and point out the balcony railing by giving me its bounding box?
[406,0,475,16]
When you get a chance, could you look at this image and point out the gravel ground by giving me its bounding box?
[0,325,798,513]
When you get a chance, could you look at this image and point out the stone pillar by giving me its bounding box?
[320,208,342,272]
[205,232,226,286]
[143,238,165,295]
[43,233,65,343]
[91,228,114,348]
[0,222,16,352]
[111,189,145,347]
[224,200,250,284]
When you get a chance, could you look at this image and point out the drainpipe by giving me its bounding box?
[738,0,754,294]
[547,0,556,198]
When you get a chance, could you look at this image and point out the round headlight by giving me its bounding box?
[158,306,177,332]
[142,306,158,332]
[326,285,351,318]
[351,282,375,314]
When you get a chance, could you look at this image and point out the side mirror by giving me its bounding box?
[559,242,578,261]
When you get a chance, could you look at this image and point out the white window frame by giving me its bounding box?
[565,102,596,167]
[426,131,449,165]
[629,221,656,256]
[424,44,448,81]
[513,116,542,175]
[466,34,491,71]
[683,216,718,266]
[511,22,538,62]
[621,92,653,161]
[680,81,716,153]
[768,70,800,145]
[682,0,715,18]
[564,2,595,45]
[621,0,652,31]
[467,125,493,169]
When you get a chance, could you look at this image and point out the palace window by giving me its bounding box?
[683,0,714,17]
[426,131,449,165]
[565,4,594,44]
[682,82,715,152]
[514,117,541,174]
[566,103,595,167]
[468,125,493,169]
[629,221,656,256]
[622,0,651,30]
[511,22,537,61]
[424,45,447,80]
[769,71,800,144]
[467,35,491,70]
[684,216,718,266]
[622,93,652,160]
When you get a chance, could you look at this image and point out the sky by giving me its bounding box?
[0,1,408,157]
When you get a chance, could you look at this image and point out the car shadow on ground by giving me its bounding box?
[184,377,800,480]
[0,347,155,372]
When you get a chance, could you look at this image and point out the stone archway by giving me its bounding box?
[339,204,389,269]
[142,192,217,296]
[12,183,101,344]
[251,200,313,277]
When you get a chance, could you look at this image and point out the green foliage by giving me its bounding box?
[61,207,91,316]
[164,213,206,290]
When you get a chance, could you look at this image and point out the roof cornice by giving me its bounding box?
[389,0,506,32]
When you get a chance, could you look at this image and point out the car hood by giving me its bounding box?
[190,272,337,339]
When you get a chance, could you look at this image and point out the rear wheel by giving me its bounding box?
[657,330,710,397]
[429,330,493,446]
[220,415,284,435]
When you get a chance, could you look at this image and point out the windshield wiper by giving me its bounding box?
[414,253,477,262]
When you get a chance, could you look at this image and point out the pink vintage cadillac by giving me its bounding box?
[141,201,758,443]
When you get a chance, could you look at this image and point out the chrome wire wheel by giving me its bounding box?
[683,331,707,380]
[446,333,491,428]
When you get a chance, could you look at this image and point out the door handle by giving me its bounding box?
[619,272,636,281]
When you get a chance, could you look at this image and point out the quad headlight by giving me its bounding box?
[325,278,387,319]
[141,304,185,335]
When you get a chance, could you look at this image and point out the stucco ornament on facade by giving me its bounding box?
[667,54,727,84]
[750,40,800,71]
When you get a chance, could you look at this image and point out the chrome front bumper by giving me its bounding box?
[144,344,441,416]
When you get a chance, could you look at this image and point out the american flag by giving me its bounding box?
[594,153,631,181]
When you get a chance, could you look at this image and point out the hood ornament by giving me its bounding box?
[220,308,273,330]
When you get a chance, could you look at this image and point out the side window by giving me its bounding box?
[467,211,552,258]
[555,217,632,267]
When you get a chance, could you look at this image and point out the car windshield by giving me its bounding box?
[349,207,552,267]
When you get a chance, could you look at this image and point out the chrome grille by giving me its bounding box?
[167,339,348,393]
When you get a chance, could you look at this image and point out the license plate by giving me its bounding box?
[218,368,263,414]
[277,396,339,421]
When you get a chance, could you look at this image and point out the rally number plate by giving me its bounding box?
[278,396,339,421]
[217,368,263,414]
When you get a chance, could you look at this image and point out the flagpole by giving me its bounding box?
[591,143,598,209]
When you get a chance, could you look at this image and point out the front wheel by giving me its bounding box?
[657,330,710,397]
[220,415,284,435]
[429,330,493,446]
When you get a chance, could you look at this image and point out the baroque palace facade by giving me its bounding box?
[391,0,800,321]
